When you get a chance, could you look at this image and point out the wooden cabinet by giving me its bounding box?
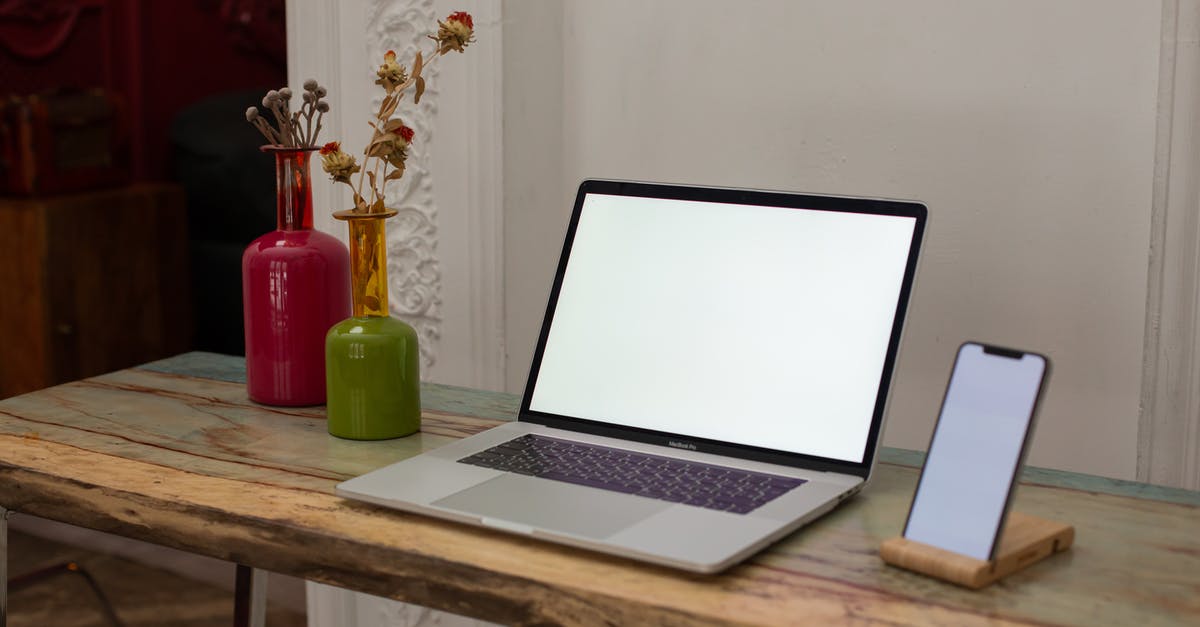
[0,184,192,398]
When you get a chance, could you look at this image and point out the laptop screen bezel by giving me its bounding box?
[517,179,927,479]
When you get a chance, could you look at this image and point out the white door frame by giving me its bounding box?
[1140,0,1200,491]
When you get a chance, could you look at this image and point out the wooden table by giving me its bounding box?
[1,352,1197,626]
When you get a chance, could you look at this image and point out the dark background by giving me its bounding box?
[1,0,291,363]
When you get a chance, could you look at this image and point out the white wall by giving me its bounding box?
[287,0,1174,482]
[502,0,564,393]
[503,0,1163,480]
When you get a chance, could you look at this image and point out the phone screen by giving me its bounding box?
[902,343,1048,561]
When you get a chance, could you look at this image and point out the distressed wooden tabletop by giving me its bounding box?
[0,352,1196,626]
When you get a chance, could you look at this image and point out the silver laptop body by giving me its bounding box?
[338,179,927,573]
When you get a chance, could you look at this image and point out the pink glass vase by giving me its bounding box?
[242,146,350,406]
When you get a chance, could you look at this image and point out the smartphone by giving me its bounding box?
[902,342,1049,561]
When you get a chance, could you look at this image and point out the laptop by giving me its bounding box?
[337,179,927,573]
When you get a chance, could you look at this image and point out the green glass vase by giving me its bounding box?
[325,208,421,439]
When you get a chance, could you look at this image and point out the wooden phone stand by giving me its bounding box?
[880,512,1074,589]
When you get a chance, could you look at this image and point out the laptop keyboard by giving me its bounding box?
[457,434,806,515]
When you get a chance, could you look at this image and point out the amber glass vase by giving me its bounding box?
[325,208,421,439]
[242,147,350,406]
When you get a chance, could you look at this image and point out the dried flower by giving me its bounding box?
[324,17,474,214]
[375,50,409,92]
[320,142,360,183]
[367,120,414,174]
[434,11,475,54]
[245,79,328,148]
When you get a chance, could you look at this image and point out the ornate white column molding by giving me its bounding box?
[1140,0,1200,490]
[366,0,444,372]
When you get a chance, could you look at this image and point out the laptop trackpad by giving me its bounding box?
[433,474,670,539]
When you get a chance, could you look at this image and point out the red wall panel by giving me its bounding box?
[1,0,286,182]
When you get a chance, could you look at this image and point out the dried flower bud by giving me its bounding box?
[448,11,474,29]
[301,92,313,104]
[265,89,279,102]
[320,142,360,184]
[375,50,408,92]
[303,78,318,91]
[434,11,475,53]
[315,86,327,98]
[279,87,293,99]
[316,101,330,113]
[368,120,415,171]
[245,107,259,122]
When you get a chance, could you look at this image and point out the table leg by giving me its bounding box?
[1,506,10,627]
[233,564,269,627]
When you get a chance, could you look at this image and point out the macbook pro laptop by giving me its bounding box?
[337,179,927,573]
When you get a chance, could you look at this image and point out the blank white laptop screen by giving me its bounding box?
[529,193,918,463]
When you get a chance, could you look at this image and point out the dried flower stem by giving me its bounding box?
[322,11,475,215]
[252,117,280,144]
[312,110,325,145]
[352,47,446,206]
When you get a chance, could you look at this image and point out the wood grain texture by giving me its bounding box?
[144,353,1200,508]
[0,185,192,399]
[0,356,1197,626]
[0,196,51,397]
[880,513,1075,589]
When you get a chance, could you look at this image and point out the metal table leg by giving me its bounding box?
[234,564,268,627]
[1,506,10,627]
